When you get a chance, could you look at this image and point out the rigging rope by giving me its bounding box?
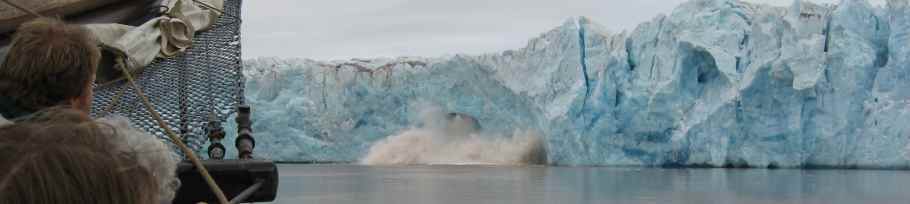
[102,85,127,115]
[0,0,43,18]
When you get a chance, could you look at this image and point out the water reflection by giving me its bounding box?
[275,165,910,204]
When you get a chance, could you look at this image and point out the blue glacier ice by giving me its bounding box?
[228,0,910,168]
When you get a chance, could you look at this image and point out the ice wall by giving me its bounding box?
[233,0,910,168]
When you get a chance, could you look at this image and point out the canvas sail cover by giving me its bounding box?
[85,0,224,74]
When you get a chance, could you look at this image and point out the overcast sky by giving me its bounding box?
[241,0,885,60]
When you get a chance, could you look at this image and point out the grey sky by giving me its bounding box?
[241,0,884,60]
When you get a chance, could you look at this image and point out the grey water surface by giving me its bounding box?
[274,164,910,204]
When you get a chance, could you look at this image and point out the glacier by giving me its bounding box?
[228,0,910,168]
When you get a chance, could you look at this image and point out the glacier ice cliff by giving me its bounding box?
[230,0,910,168]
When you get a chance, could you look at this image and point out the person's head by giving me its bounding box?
[0,108,159,204]
[0,18,100,114]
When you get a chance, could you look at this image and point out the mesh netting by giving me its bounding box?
[91,0,244,156]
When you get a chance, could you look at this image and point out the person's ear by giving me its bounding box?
[69,97,89,113]
[70,85,93,113]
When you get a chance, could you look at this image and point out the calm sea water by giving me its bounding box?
[274,164,910,204]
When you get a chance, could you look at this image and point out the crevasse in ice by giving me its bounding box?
[228,0,910,168]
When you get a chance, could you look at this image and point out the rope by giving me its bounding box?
[116,58,230,204]
[0,0,43,18]
[102,84,127,115]
[191,0,240,21]
[192,0,225,14]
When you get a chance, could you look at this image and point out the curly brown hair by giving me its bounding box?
[0,17,100,112]
[0,108,158,204]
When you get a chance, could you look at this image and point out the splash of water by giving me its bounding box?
[360,105,546,165]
